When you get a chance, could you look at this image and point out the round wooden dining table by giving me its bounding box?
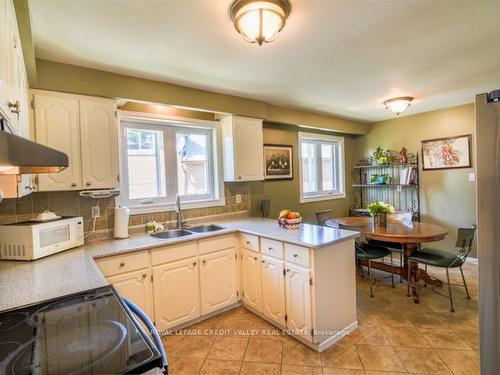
[325,216,449,303]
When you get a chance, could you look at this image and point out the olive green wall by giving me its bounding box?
[249,124,357,223]
[33,59,368,135]
[353,104,477,256]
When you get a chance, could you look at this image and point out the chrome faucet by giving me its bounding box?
[176,194,183,229]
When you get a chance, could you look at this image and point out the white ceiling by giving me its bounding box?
[30,0,500,122]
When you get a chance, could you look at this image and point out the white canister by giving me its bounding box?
[114,206,130,239]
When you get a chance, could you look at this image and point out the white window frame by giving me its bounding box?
[117,111,224,214]
[298,131,345,203]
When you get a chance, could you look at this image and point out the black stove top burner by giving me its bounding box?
[0,287,162,374]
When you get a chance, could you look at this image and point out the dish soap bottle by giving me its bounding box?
[145,218,155,234]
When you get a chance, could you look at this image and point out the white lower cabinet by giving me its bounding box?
[200,248,238,315]
[107,268,154,320]
[261,255,286,325]
[241,249,262,312]
[152,256,201,331]
[285,262,312,337]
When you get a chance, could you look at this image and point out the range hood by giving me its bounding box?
[0,120,68,175]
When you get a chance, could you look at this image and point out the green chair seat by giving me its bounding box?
[356,244,392,260]
[409,248,463,268]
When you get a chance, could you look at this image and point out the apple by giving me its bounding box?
[287,212,298,219]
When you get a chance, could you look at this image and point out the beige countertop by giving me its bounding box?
[0,218,358,312]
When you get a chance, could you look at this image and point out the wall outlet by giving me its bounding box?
[468,173,476,182]
[91,205,100,219]
[236,194,242,204]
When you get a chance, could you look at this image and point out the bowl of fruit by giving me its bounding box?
[278,210,302,229]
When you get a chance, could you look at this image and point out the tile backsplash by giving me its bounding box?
[0,182,251,240]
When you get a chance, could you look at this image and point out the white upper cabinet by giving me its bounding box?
[0,0,28,136]
[200,248,238,315]
[242,249,262,312]
[80,99,118,189]
[32,91,118,191]
[34,94,82,191]
[220,115,263,181]
[285,262,312,337]
[261,255,286,325]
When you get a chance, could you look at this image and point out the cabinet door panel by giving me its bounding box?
[107,269,153,320]
[200,248,237,315]
[34,94,81,191]
[261,255,286,325]
[153,257,201,330]
[242,249,262,312]
[285,263,312,337]
[80,99,118,189]
[234,117,263,181]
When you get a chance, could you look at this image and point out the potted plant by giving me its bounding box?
[366,201,395,227]
[372,147,393,166]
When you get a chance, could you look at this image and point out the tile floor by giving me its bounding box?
[161,262,479,374]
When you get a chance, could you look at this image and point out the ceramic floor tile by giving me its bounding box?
[324,346,364,370]
[221,317,256,336]
[320,344,346,367]
[382,326,430,348]
[168,356,205,374]
[394,347,452,374]
[240,362,281,375]
[418,328,471,350]
[163,334,214,359]
[435,349,480,375]
[207,336,249,361]
[356,345,406,372]
[322,369,365,374]
[244,337,283,363]
[355,327,392,346]
[199,359,242,374]
[281,339,322,366]
[281,364,323,375]
[454,328,479,351]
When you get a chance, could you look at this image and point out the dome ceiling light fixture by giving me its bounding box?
[230,0,291,46]
[383,96,414,116]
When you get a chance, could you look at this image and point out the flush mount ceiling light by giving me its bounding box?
[383,96,414,116]
[230,0,291,45]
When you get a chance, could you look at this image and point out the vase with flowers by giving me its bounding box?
[366,201,395,227]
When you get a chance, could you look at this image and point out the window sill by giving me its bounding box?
[300,193,346,204]
[126,198,226,215]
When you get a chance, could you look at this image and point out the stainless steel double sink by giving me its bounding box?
[150,224,225,239]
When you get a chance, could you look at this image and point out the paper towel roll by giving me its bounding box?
[114,206,130,239]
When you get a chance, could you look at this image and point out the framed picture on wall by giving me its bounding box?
[263,144,293,180]
[421,134,472,170]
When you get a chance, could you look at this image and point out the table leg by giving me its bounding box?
[403,244,420,303]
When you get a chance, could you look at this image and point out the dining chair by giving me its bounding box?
[339,223,394,298]
[406,225,476,312]
[316,209,333,226]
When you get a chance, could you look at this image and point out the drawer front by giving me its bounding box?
[261,238,283,259]
[240,233,259,252]
[285,243,310,268]
[151,242,198,266]
[96,250,149,277]
[199,234,236,255]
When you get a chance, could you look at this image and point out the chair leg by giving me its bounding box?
[400,251,403,283]
[406,259,411,297]
[424,264,427,287]
[446,268,455,312]
[368,260,374,298]
[390,252,394,288]
[459,266,471,299]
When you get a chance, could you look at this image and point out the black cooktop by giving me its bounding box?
[0,286,162,374]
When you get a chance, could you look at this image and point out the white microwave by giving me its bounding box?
[0,216,84,261]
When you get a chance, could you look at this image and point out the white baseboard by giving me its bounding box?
[317,320,359,352]
[466,257,478,265]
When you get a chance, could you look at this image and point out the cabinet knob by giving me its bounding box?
[293,254,298,257]
[193,262,197,266]
[246,241,251,245]
[202,259,207,264]
[142,273,147,279]
[254,257,257,260]
[71,183,77,188]
[238,176,242,180]
[286,268,290,273]
[261,260,265,263]
[119,262,125,267]
[268,247,273,251]
[86,182,91,187]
